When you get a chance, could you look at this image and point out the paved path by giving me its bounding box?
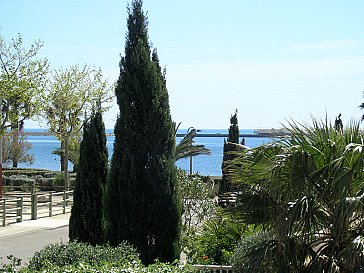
[0,213,70,266]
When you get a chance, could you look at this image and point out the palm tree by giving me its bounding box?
[229,118,364,272]
[174,125,210,162]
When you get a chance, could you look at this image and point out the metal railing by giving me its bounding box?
[0,197,23,227]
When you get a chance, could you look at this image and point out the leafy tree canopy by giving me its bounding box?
[0,33,49,133]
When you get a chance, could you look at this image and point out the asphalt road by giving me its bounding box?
[0,226,69,266]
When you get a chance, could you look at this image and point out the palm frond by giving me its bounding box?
[175,128,210,161]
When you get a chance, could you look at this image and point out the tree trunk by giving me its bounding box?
[60,139,65,171]
[63,136,69,191]
[11,125,19,168]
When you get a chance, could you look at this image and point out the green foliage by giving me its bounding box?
[229,118,364,272]
[52,134,81,171]
[2,129,34,167]
[231,231,275,273]
[175,126,210,161]
[177,169,215,254]
[14,260,196,273]
[27,241,138,271]
[3,175,35,191]
[189,211,247,265]
[43,64,112,189]
[0,33,49,134]
[0,242,196,272]
[3,168,49,176]
[23,261,196,273]
[0,255,22,273]
[105,0,181,265]
[53,173,64,188]
[220,110,242,193]
[69,111,108,245]
[44,64,112,138]
[1,169,77,191]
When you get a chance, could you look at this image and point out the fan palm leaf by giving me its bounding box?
[229,118,364,272]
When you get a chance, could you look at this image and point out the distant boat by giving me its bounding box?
[197,129,202,132]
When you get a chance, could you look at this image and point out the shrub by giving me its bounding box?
[188,212,248,265]
[26,260,197,273]
[3,175,34,191]
[2,175,10,186]
[27,241,138,271]
[53,173,64,188]
[177,169,215,260]
[3,168,49,177]
[230,231,274,273]
[43,172,57,178]
[1,248,197,273]
[39,177,54,191]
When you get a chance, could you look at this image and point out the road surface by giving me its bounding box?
[0,214,69,267]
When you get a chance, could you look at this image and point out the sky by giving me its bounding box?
[2,0,364,129]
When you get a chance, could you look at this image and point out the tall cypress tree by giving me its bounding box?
[105,0,181,265]
[69,111,108,245]
[220,110,241,194]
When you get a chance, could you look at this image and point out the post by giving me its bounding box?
[0,98,3,199]
[63,190,66,214]
[3,199,6,227]
[31,182,37,220]
[2,199,5,227]
[0,163,2,199]
[49,192,53,217]
[17,197,23,223]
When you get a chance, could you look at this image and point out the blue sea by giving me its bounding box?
[13,129,272,176]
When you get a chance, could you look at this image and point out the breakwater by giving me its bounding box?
[14,129,274,176]
[23,132,284,138]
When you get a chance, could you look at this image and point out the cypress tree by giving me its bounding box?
[220,110,241,194]
[69,111,108,245]
[105,0,181,265]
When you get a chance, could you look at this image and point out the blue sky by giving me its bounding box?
[2,0,364,129]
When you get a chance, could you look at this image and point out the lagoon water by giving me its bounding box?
[14,129,272,176]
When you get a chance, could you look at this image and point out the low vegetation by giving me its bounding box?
[0,242,196,273]
[227,119,364,272]
[2,168,76,192]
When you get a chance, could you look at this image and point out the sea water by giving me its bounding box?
[13,129,272,176]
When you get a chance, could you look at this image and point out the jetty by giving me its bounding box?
[23,128,290,138]
[176,133,265,138]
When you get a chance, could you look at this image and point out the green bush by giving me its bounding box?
[43,172,57,178]
[5,242,197,272]
[53,173,64,189]
[1,255,197,272]
[188,212,247,265]
[3,175,34,191]
[52,173,75,189]
[3,168,49,177]
[1,168,77,192]
[230,231,274,273]
[2,175,9,186]
[38,177,54,191]
[27,241,138,271]
[28,260,196,273]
